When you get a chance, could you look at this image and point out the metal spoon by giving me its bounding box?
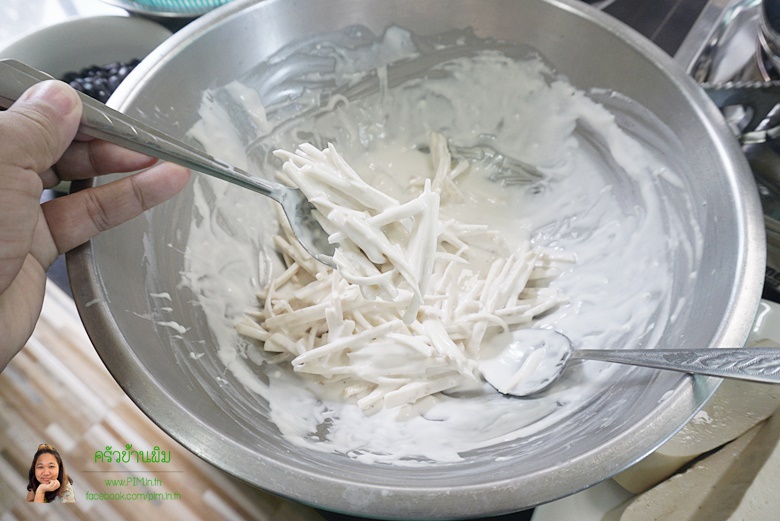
[0,59,336,268]
[479,328,780,397]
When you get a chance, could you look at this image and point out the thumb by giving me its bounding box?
[0,81,81,294]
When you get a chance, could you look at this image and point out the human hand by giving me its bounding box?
[37,479,60,493]
[0,80,190,369]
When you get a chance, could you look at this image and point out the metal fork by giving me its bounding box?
[0,59,336,268]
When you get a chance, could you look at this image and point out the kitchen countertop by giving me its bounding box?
[0,283,325,520]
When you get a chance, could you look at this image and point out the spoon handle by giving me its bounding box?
[0,58,285,202]
[572,347,780,384]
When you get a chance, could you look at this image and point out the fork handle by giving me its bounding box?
[0,59,283,202]
[572,347,780,384]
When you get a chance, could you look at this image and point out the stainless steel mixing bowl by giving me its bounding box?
[67,0,766,518]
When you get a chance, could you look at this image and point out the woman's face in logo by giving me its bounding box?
[35,453,59,484]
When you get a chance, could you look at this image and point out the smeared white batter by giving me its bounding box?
[178,27,701,465]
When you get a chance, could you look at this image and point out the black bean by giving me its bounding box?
[59,58,142,102]
[108,75,121,91]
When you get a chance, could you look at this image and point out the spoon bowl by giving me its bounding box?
[480,329,780,397]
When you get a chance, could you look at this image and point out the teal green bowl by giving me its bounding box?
[101,0,234,16]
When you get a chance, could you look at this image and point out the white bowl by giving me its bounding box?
[0,15,172,80]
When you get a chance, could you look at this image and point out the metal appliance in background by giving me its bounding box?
[680,0,780,300]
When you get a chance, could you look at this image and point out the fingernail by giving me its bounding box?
[19,80,79,115]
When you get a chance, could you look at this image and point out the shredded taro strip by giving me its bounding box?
[236,132,573,414]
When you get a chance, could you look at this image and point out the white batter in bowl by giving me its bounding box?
[67,0,764,517]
